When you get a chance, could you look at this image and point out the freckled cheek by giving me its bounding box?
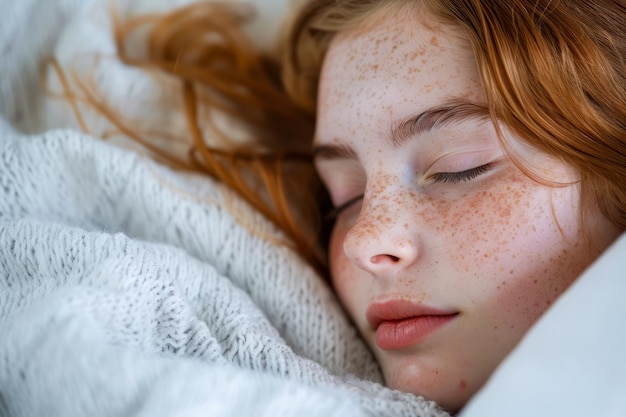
[426,182,579,328]
[496,274,562,327]
[427,183,535,277]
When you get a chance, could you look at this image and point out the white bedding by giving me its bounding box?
[0,121,445,417]
[2,0,625,416]
[0,0,448,415]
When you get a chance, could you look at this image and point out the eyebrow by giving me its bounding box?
[312,99,491,160]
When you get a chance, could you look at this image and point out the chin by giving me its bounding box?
[384,360,480,414]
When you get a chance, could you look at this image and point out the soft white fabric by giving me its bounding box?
[3,0,625,415]
[0,122,446,417]
[461,232,626,417]
[0,0,303,141]
[0,0,450,415]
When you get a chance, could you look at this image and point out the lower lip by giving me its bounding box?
[375,314,457,350]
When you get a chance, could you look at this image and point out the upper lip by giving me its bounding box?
[366,299,458,329]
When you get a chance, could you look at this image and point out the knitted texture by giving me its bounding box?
[0,0,453,415]
[0,119,449,417]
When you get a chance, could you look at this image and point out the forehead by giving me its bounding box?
[316,12,484,144]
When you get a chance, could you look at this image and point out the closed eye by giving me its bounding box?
[430,163,493,184]
[325,164,493,220]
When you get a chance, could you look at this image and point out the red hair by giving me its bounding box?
[44,2,328,271]
[283,0,626,232]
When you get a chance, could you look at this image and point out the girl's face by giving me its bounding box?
[314,12,621,412]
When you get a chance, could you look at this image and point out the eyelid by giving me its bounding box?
[325,194,364,221]
[324,164,495,221]
[427,163,494,185]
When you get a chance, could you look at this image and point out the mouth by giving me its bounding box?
[366,300,458,351]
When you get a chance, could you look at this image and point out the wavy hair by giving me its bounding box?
[45,2,328,271]
[283,0,626,232]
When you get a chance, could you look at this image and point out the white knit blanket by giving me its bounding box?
[0,0,450,416]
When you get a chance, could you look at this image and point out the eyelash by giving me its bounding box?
[325,163,493,220]
[428,163,493,184]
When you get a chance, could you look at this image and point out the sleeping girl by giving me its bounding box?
[15,0,624,414]
[282,0,625,412]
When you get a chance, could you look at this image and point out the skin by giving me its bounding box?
[313,11,621,413]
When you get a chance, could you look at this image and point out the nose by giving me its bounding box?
[342,194,420,275]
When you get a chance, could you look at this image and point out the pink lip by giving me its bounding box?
[366,300,458,351]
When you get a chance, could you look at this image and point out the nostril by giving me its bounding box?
[370,254,400,264]
[343,222,419,272]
